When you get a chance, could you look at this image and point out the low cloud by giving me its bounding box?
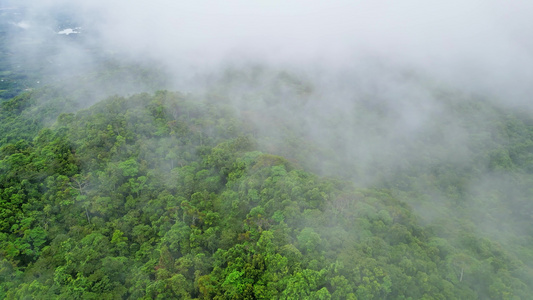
[9,1,530,102]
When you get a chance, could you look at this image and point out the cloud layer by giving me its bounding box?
[18,0,533,88]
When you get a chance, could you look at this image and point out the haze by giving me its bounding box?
[10,0,530,104]
[3,1,533,297]
[11,0,533,219]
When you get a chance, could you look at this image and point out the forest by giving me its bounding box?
[2,82,533,299]
[2,1,533,299]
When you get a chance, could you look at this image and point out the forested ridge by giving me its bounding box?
[1,86,533,299]
[3,1,533,299]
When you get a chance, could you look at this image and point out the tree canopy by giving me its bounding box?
[1,88,532,299]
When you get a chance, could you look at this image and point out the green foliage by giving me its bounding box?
[1,89,532,299]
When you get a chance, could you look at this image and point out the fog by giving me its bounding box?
[7,0,533,261]
[12,0,533,102]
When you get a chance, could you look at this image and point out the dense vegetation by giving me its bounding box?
[1,86,533,299]
[3,2,533,299]
[2,8,533,297]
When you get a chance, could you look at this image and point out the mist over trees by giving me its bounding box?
[2,1,533,299]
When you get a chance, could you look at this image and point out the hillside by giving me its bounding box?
[3,1,533,299]
[1,88,532,299]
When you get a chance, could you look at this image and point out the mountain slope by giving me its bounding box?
[1,90,531,299]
